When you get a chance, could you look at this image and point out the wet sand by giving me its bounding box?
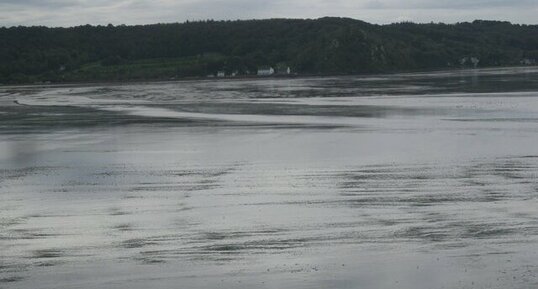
[1,67,538,288]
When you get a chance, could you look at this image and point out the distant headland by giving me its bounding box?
[1,17,537,84]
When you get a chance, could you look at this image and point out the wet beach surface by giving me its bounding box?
[1,67,538,288]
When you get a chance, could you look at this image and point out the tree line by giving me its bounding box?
[1,17,537,84]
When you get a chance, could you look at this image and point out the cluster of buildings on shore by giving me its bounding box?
[208,66,292,78]
[458,57,536,68]
[460,57,480,68]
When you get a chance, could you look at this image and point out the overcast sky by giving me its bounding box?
[1,0,537,27]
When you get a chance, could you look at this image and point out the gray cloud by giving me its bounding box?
[0,0,536,27]
[362,0,537,9]
[1,0,75,7]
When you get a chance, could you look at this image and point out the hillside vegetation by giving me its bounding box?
[1,17,537,84]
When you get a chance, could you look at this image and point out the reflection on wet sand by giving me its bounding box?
[1,67,538,289]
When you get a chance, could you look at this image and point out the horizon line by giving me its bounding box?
[1,17,536,29]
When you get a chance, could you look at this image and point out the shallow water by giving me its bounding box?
[1,67,538,289]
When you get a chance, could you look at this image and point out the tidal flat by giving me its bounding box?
[1,67,538,289]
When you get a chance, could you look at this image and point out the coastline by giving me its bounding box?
[1,65,536,88]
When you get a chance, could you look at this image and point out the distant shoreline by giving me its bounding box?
[1,65,537,89]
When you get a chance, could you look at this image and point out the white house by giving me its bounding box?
[470,57,480,68]
[460,57,480,68]
[217,71,225,77]
[257,67,274,76]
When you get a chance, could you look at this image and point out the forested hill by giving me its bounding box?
[1,17,537,84]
